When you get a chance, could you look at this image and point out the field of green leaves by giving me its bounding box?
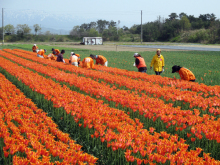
[3,43,220,86]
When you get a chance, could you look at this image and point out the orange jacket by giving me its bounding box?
[82,57,94,69]
[37,49,48,59]
[96,55,107,65]
[37,49,45,56]
[32,46,38,52]
[179,68,195,81]
[136,56,146,68]
[75,54,81,62]
[53,49,60,56]
[47,53,56,60]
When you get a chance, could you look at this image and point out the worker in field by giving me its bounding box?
[37,49,47,58]
[69,52,79,67]
[133,53,147,73]
[82,57,94,69]
[32,44,39,52]
[52,48,60,57]
[56,50,66,63]
[172,65,196,82]
[75,53,81,65]
[150,49,165,75]
[47,53,56,60]
[90,54,108,66]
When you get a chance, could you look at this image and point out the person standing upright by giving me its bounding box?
[150,49,165,75]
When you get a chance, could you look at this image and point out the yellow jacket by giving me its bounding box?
[150,54,164,72]
[82,57,94,69]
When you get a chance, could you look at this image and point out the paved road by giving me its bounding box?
[120,45,220,51]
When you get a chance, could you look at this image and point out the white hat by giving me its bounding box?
[71,52,75,55]
[34,44,36,46]
[133,53,139,57]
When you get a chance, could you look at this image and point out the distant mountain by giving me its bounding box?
[1,9,94,34]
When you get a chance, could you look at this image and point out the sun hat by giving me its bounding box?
[133,53,139,57]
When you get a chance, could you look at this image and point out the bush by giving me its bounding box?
[56,36,65,42]
[170,35,181,42]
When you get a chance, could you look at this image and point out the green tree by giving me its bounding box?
[44,31,52,35]
[96,19,109,33]
[33,24,41,35]
[123,26,129,31]
[16,24,31,35]
[108,20,116,28]
[89,22,97,29]
[80,23,90,31]
[70,26,80,38]
[129,25,138,34]
[180,16,191,31]
[179,12,187,19]
[4,24,15,34]
[169,13,178,21]
[88,28,99,37]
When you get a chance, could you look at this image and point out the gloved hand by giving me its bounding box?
[162,68,164,72]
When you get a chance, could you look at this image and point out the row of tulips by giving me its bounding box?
[0,73,98,164]
[14,49,220,97]
[93,66,220,97]
[1,50,220,146]
[3,49,220,116]
[0,53,219,164]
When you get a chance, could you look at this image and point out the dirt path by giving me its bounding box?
[4,42,220,52]
[52,42,220,52]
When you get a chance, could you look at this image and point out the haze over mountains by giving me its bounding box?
[1,9,96,35]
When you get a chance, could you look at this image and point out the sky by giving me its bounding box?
[1,0,220,30]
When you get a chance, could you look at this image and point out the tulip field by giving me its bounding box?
[0,46,220,164]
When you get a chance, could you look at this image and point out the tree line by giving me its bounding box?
[70,13,220,43]
[1,12,220,43]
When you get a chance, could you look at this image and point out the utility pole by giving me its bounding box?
[141,10,142,44]
[2,8,4,46]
